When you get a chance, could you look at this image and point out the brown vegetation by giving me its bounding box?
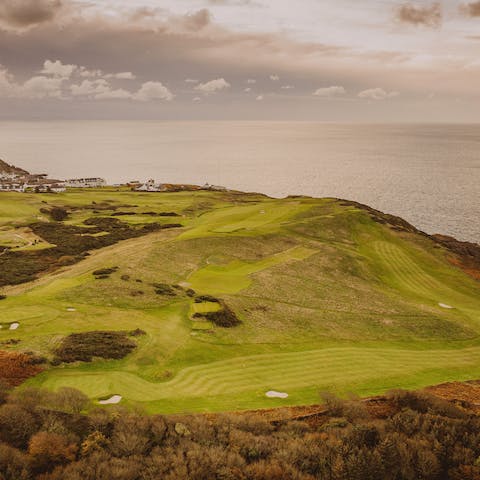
[54,331,137,363]
[0,351,44,387]
[193,296,241,327]
[0,385,480,479]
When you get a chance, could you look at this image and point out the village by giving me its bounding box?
[0,159,226,194]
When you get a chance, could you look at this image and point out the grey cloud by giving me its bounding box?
[0,0,63,30]
[207,0,260,5]
[461,1,480,16]
[394,2,442,28]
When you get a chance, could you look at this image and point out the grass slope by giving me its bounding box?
[0,189,479,413]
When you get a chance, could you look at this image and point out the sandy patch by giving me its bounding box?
[66,308,76,312]
[266,390,288,399]
[99,395,122,405]
[439,303,454,309]
[178,281,191,288]
[9,323,19,330]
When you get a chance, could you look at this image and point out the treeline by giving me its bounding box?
[1,385,480,479]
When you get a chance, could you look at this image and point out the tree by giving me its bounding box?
[28,432,78,473]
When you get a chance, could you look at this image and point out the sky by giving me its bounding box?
[0,0,479,121]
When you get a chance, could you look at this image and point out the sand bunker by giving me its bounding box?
[439,303,454,309]
[9,323,19,330]
[99,395,122,405]
[66,308,76,312]
[266,390,288,399]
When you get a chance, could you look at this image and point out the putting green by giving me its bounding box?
[188,246,316,294]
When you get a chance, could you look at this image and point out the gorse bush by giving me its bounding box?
[54,331,137,363]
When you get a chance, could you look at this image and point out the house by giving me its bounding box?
[0,181,26,192]
[66,177,107,188]
[202,182,227,192]
[135,179,165,192]
[0,159,67,193]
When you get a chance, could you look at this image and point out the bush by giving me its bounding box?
[153,283,176,296]
[202,303,241,328]
[54,331,137,363]
[194,295,220,303]
[0,351,44,387]
[92,267,118,277]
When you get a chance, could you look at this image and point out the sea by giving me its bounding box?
[0,121,478,243]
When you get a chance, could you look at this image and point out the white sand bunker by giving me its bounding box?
[439,303,454,309]
[266,391,288,399]
[9,323,19,330]
[66,308,76,312]
[99,395,122,405]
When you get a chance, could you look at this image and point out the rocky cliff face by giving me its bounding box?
[0,159,29,177]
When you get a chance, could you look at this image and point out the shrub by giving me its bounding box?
[54,331,137,363]
[194,295,220,303]
[153,283,176,296]
[129,328,146,337]
[92,267,118,277]
[0,351,44,387]
[28,432,78,473]
[49,207,69,222]
[202,303,241,328]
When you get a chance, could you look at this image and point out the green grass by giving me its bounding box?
[0,189,479,414]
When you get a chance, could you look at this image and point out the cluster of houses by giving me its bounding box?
[0,159,227,194]
[130,179,227,193]
[0,160,106,193]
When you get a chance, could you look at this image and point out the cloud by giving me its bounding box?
[0,62,174,103]
[0,0,63,30]
[246,79,256,84]
[207,0,258,5]
[313,86,346,97]
[185,78,199,83]
[358,88,399,100]
[281,85,294,90]
[95,88,132,100]
[133,81,174,102]
[269,74,280,81]
[40,59,77,79]
[194,78,231,94]
[70,79,110,97]
[192,96,202,102]
[79,67,103,78]
[105,72,136,80]
[256,95,264,101]
[244,87,252,92]
[21,76,65,99]
[460,1,480,16]
[0,65,65,99]
[394,2,442,28]
[181,8,211,32]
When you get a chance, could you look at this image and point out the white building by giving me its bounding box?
[135,179,165,192]
[66,177,107,188]
[203,182,227,192]
[0,181,26,192]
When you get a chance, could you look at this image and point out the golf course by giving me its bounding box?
[1,188,479,413]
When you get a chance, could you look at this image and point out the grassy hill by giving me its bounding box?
[0,188,479,413]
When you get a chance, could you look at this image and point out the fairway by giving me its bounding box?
[1,189,479,413]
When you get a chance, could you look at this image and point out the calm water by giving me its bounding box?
[0,121,478,243]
